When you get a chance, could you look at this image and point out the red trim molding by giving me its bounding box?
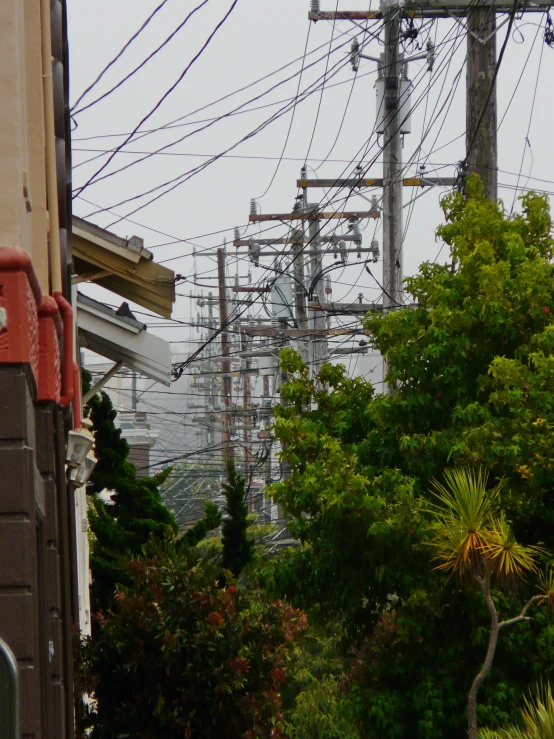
[0,248,41,382]
[0,249,72,419]
[37,297,62,403]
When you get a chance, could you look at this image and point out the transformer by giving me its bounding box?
[375,55,412,135]
[270,271,293,321]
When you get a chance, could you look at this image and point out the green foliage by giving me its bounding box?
[180,500,222,548]
[283,625,361,739]
[427,467,542,580]
[222,461,254,578]
[264,182,554,738]
[79,543,307,738]
[161,461,218,528]
[86,391,176,612]
[479,683,554,739]
[286,675,360,739]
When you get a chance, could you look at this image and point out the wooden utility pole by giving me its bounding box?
[291,229,309,363]
[382,0,404,310]
[240,327,253,505]
[466,8,497,199]
[308,213,328,374]
[217,248,234,466]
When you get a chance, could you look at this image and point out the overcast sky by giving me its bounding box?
[68,0,554,352]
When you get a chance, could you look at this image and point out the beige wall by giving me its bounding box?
[0,0,50,294]
[24,0,49,293]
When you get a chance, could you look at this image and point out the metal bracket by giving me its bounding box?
[446,9,512,43]
[82,361,125,405]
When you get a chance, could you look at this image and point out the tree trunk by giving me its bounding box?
[468,572,499,739]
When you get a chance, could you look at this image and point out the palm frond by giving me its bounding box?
[479,683,554,739]
[428,468,500,576]
[521,683,554,739]
[538,567,554,601]
[484,514,543,582]
[478,729,525,739]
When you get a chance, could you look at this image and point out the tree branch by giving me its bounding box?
[468,571,499,739]
[499,594,545,630]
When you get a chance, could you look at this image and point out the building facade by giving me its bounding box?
[0,0,76,736]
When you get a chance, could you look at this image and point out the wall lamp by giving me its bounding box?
[66,428,94,468]
[68,452,97,490]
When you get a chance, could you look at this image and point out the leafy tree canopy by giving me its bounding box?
[222,461,254,578]
[86,391,176,612]
[79,544,307,739]
[262,179,554,738]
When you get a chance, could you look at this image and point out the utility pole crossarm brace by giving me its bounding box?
[249,210,380,222]
[310,0,551,20]
[297,177,456,188]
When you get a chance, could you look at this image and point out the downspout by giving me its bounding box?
[53,293,74,409]
[72,362,81,429]
[40,0,62,294]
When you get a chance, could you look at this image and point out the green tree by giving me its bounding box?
[86,391,221,610]
[222,461,254,578]
[86,391,176,612]
[479,683,554,739]
[79,543,307,738]
[427,468,553,739]
[263,179,554,737]
[161,461,218,528]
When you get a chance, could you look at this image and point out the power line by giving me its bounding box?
[73,0,211,117]
[510,28,545,212]
[73,0,240,199]
[70,0,172,112]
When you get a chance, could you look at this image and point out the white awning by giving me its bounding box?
[77,294,172,386]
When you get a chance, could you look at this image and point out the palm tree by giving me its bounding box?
[427,468,553,739]
[479,683,554,739]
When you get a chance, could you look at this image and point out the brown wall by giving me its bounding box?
[127,443,151,478]
[0,366,74,737]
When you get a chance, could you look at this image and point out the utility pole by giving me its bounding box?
[217,248,234,467]
[131,371,138,411]
[291,228,309,364]
[382,0,403,310]
[466,8,497,199]
[307,211,327,374]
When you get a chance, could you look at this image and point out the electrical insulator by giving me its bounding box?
[310,0,320,12]
[370,238,380,263]
[350,219,361,245]
[350,38,360,73]
[250,199,258,216]
[371,195,380,215]
[339,240,347,262]
[426,39,435,72]
[234,227,240,243]
[248,238,260,266]
[325,275,332,296]
[300,165,307,179]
